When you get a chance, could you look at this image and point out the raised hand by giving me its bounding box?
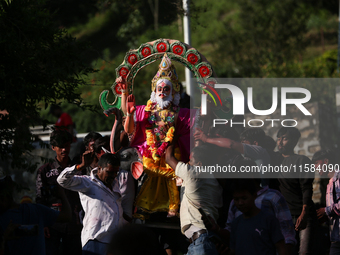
[103,107,122,118]
[116,76,127,93]
[78,150,94,170]
[193,128,207,143]
[127,94,136,115]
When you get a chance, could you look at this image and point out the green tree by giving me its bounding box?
[216,0,311,77]
[0,0,95,171]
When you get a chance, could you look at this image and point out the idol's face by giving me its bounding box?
[156,82,171,99]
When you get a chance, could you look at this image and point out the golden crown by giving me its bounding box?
[151,53,180,93]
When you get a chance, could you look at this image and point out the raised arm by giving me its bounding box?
[124,94,136,134]
[193,128,244,154]
[104,107,126,153]
[116,77,128,115]
[165,142,178,170]
[57,151,93,192]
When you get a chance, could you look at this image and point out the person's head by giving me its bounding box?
[49,104,62,118]
[93,136,110,159]
[231,179,258,215]
[50,130,72,161]
[84,131,102,152]
[0,175,14,215]
[240,128,266,146]
[276,127,301,155]
[190,144,218,167]
[97,153,120,186]
[312,149,335,177]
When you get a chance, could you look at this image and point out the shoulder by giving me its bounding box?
[243,144,267,153]
[136,105,146,111]
[175,161,189,174]
[293,154,311,163]
[37,162,53,173]
[265,188,284,199]
[243,144,269,159]
[285,154,311,164]
[178,107,190,115]
[232,214,243,226]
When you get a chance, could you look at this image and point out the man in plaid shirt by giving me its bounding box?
[313,149,340,254]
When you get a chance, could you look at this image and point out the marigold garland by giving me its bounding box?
[144,101,177,163]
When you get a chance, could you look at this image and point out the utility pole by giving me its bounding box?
[183,0,192,95]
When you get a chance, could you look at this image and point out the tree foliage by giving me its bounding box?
[214,0,311,77]
[0,0,96,169]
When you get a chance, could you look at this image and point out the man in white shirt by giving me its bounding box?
[166,143,222,255]
[57,152,127,255]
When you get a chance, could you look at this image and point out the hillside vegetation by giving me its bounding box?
[40,0,340,133]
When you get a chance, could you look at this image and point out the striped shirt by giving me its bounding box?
[326,172,340,242]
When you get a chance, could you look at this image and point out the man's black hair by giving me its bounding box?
[276,127,301,141]
[98,153,120,167]
[231,178,257,195]
[50,130,73,147]
[93,136,110,154]
[312,149,335,164]
[240,128,266,146]
[84,131,102,147]
[209,126,240,141]
[192,144,220,166]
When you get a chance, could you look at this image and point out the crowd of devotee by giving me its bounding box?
[1,55,338,255]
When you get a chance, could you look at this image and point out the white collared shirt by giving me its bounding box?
[57,165,127,247]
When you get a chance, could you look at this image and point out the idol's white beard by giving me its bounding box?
[150,92,181,109]
[150,92,172,109]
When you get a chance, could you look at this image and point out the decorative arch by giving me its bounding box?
[99,38,217,111]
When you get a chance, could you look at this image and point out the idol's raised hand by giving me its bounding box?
[127,94,136,115]
[116,76,127,93]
